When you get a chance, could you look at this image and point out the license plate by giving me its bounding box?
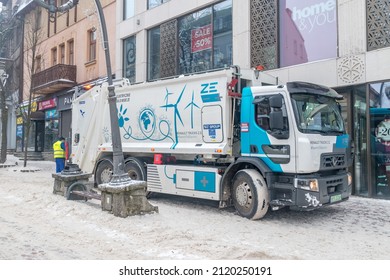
[330,194,342,203]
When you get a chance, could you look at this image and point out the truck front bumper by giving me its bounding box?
[270,172,351,210]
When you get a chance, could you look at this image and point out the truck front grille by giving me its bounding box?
[321,154,345,169]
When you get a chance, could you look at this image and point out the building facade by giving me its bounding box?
[15,0,116,158]
[115,0,390,199]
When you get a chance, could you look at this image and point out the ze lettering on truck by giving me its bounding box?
[200,82,220,103]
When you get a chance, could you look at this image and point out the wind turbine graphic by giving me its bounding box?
[160,85,186,149]
[164,88,174,111]
[184,90,200,129]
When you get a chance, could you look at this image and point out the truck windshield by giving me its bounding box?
[291,93,345,134]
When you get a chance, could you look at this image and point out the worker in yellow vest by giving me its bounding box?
[53,136,66,173]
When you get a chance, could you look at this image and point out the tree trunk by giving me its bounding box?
[0,81,8,164]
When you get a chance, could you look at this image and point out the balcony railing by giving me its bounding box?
[32,64,77,95]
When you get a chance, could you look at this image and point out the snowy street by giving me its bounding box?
[0,156,389,260]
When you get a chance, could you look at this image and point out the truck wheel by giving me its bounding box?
[125,157,152,197]
[95,160,113,185]
[125,158,146,180]
[232,169,269,220]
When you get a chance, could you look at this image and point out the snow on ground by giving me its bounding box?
[0,155,390,260]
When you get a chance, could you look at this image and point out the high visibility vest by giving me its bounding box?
[53,140,65,158]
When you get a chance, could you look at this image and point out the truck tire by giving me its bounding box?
[124,158,146,180]
[95,160,113,185]
[232,169,269,220]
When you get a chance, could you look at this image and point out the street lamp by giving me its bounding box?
[33,0,131,185]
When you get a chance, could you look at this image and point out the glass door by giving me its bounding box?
[353,86,369,196]
[336,85,368,196]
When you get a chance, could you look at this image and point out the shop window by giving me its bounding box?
[123,36,136,83]
[146,0,232,79]
[44,109,59,151]
[279,0,337,67]
[178,0,232,75]
[178,7,212,74]
[369,81,390,198]
[213,0,233,69]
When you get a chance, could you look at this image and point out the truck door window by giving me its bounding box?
[254,95,289,138]
[255,98,270,131]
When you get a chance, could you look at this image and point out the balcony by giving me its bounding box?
[32,64,77,95]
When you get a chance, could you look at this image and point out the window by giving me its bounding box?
[51,47,57,66]
[88,29,97,62]
[36,8,42,29]
[147,0,232,79]
[212,1,232,69]
[369,81,390,198]
[123,36,136,83]
[254,94,289,139]
[279,0,337,67]
[67,39,74,65]
[178,8,212,74]
[123,0,135,20]
[35,55,42,73]
[178,0,232,74]
[59,44,65,64]
[147,27,160,80]
[148,0,170,9]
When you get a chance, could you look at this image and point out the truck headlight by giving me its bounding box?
[294,178,319,192]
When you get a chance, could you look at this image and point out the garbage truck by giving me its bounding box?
[70,66,352,220]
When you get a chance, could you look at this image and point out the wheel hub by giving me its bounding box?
[101,168,112,183]
[235,183,252,208]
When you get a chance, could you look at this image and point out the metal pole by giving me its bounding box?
[93,0,130,185]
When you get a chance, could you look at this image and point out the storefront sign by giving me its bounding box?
[191,24,213,53]
[16,117,23,125]
[16,125,23,137]
[57,92,74,111]
[38,98,57,111]
[31,101,37,112]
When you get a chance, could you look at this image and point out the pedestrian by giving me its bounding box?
[53,136,66,173]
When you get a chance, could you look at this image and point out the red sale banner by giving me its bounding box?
[191,24,213,53]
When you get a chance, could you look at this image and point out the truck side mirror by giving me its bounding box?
[269,94,288,139]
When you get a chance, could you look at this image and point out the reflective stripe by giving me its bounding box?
[53,141,65,158]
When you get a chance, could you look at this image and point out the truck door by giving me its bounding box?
[243,92,295,173]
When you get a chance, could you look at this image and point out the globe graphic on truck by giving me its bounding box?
[139,109,156,135]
